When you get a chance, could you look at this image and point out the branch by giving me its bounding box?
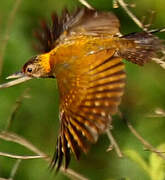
[77,0,94,9]
[152,57,165,70]
[106,116,123,158]
[0,0,22,75]
[0,152,45,160]
[0,131,88,180]
[5,88,30,131]
[106,129,123,158]
[77,0,145,30]
[8,159,22,180]
[116,0,145,30]
[0,131,47,157]
[0,76,32,89]
[147,108,165,118]
[127,122,165,160]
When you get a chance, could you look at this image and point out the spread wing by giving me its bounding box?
[35,8,120,53]
[66,8,120,36]
[50,49,126,170]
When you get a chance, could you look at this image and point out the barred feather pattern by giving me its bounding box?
[24,4,164,172]
[50,49,126,170]
[120,32,164,65]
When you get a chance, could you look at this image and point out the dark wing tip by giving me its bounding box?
[50,133,72,172]
[33,7,85,53]
[50,120,82,172]
[33,7,113,53]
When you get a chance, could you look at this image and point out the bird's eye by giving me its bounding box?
[27,67,33,73]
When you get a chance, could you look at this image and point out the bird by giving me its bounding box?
[1,7,164,171]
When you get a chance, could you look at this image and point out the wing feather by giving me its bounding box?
[35,8,120,53]
[68,8,120,36]
[69,116,97,143]
[64,125,81,160]
[61,135,71,169]
[51,49,126,170]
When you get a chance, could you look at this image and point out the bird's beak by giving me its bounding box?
[0,72,32,89]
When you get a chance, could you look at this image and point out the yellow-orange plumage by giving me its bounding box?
[46,16,127,168]
[3,7,164,171]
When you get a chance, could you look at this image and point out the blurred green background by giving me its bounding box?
[0,0,165,180]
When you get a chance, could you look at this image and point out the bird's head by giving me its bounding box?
[8,52,54,79]
[0,53,54,89]
[21,53,53,78]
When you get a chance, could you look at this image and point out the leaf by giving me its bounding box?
[124,149,150,176]
[149,144,165,180]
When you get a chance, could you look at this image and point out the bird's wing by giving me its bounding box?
[50,49,126,170]
[35,8,120,53]
[66,8,120,36]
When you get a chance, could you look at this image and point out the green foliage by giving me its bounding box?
[150,144,165,180]
[124,144,165,180]
[124,149,150,176]
[0,0,165,180]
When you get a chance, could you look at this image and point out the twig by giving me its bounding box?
[143,10,156,29]
[77,0,94,9]
[0,0,22,75]
[0,152,45,160]
[0,131,88,180]
[0,131,48,158]
[5,88,30,131]
[78,0,146,31]
[8,159,21,180]
[0,76,32,89]
[116,0,145,30]
[152,57,165,70]
[146,108,165,118]
[106,129,123,158]
[127,122,165,160]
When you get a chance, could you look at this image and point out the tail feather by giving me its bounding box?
[119,32,164,65]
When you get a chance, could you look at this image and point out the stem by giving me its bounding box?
[127,122,165,160]
[106,129,123,158]
[0,152,45,160]
[0,0,22,75]
[77,0,94,9]
[116,0,145,30]
[0,131,88,180]
[8,159,22,180]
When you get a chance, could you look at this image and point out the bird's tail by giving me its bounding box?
[118,30,164,65]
